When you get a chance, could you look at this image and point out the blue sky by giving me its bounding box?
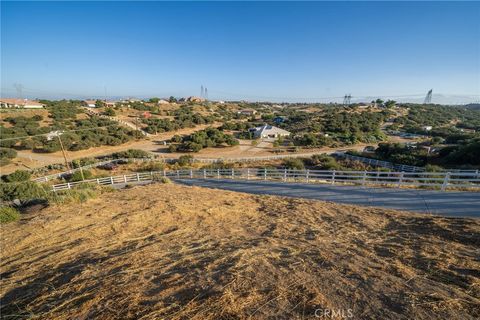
[1,1,479,103]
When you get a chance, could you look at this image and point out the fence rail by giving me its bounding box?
[51,168,480,192]
[340,153,479,174]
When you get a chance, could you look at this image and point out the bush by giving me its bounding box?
[0,181,47,202]
[306,154,341,170]
[2,170,31,182]
[48,184,104,204]
[282,158,305,170]
[0,207,20,224]
[0,148,17,166]
[136,162,164,172]
[68,170,93,182]
[104,108,116,116]
[177,155,194,166]
[159,177,171,184]
[112,149,151,159]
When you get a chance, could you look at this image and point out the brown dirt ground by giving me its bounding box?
[1,183,479,319]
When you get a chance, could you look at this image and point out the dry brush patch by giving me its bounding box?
[0,184,479,319]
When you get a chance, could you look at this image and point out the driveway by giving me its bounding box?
[175,178,480,218]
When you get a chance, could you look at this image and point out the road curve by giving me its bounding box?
[175,178,480,218]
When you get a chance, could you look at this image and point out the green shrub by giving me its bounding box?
[2,170,31,182]
[0,207,20,224]
[282,158,305,170]
[306,154,341,170]
[112,149,151,159]
[47,184,109,204]
[177,155,194,166]
[68,170,93,182]
[0,148,17,166]
[0,181,47,201]
[136,161,164,172]
[159,177,171,184]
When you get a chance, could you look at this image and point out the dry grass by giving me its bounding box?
[1,183,479,319]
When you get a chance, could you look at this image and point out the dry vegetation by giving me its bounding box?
[1,184,479,319]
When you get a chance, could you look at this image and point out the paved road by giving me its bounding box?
[176,179,480,218]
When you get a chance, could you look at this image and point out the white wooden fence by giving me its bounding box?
[51,168,480,192]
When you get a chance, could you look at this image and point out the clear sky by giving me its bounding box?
[1,1,479,103]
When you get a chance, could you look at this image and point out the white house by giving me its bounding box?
[0,98,44,109]
[250,125,291,139]
[422,126,433,131]
[83,100,97,108]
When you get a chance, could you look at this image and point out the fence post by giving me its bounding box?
[123,175,127,183]
[136,173,140,182]
[163,169,166,177]
[176,170,180,179]
[362,171,367,186]
[306,169,309,183]
[110,176,114,185]
[190,169,193,178]
[264,168,267,180]
[67,182,71,189]
[283,168,287,181]
[247,168,250,180]
[441,172,450,191]
[96,178,100,185]
[397,172,404,188]
[203,169,207,179]
[331,170,336,185]
[217,168,220,179]
[231,168,235,179]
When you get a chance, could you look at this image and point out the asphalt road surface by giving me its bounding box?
[176,178,480,218]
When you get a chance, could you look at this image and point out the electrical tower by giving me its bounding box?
[14,83,24,100]
[200,85,204,98]
[204,87,208,100]
[424,89,433,104]
[343,94,352,106]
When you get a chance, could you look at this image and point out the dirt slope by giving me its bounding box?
[1,184,479,319]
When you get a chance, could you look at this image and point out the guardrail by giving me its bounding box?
[51,168,480,192]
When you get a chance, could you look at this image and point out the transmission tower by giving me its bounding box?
[343,94,352,106]
[13,83,24,100]
[204,87,208,100]
[200,85,204,98]
[424,89,433,104]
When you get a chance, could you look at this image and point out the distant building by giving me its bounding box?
[249,125,291,139]
[238,109,257,116]
[0,98,44,109]
[422,126,433,131]
[83,100,97,108]
[157,99,169,105]
[105,101,117,108]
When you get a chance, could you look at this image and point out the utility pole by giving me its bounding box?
[135,117,139,140]
[57,134,71,171]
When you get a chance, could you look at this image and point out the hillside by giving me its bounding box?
[1,184,479,319]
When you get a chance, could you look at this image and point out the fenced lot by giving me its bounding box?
[51,168,480,192]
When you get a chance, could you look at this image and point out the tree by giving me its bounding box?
[384,100,396,108]
[104,108,116,116]
[149,97,160,103]
[95,100,105,108]
[168,96,177,103]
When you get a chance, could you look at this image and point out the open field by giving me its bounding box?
[1,183,479,319]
